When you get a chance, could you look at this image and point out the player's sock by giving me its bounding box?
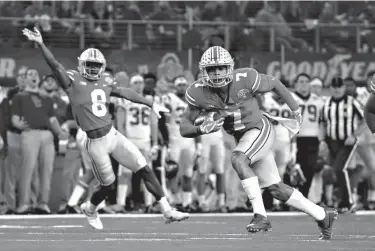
[144,189,153,207]
[116,184,128,206]
[182,192,193,207]
[198,195,205,206]
[68,184,86,207]
[217,193,225,207]
[367,189,375,202]
[241,177,267,217]
[136,166,164,201]
[91,184,111,207]
[216,173,225,194]
[324,184,334,206]
[158,196,172,213]
[285,189,326,221]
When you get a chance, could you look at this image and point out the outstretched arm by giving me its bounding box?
[110,86,169,119]
[110,86,153,107]
[22,27,72,90]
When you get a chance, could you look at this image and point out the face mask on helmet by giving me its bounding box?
[201,64,233,88]
[79,61,105,80]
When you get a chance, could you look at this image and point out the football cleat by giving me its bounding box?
[163,208,190,224]
[246,213,272,233]
[317,208,338,240]
[80,202,103,230]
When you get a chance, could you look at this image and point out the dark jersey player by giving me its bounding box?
[22,27,189,229]
[180,46,337,239]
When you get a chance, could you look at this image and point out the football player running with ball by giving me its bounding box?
[23,27,189,229]
[180,46,337,240]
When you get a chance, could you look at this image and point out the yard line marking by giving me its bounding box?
[0,225,83,229]
[0,211,374,220]
[26,232,249,236]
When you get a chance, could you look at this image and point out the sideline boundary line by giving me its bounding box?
[0,211,374,220]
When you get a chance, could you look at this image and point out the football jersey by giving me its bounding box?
[263,92,292,142]
[163,92,188,140]
[66,70,117,131]
[185,68,264,135]
[123,96,153,141]
[292,92,325,137]
[356,87,370,106]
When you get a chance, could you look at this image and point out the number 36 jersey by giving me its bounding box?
[292,92,325,137]
[65,70,116,132]
[123,96,152,142]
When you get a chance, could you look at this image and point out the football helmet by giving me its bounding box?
[77,48,106,80]
[199,46,234,88]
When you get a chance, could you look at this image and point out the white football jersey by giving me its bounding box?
[123,95,153,142]
[263,92,292,142]
[356,87,370,106]
[163,92,188,140]
[292,92,325,137]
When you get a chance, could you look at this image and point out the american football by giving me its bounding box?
[194,111,223,126]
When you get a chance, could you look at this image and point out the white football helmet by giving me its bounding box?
[77,48,106,80]
[199,46,234,88]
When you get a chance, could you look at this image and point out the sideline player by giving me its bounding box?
[292,74,326,197]
[116,74,158,212]
[23,27,189,229]
[163,76,201,210]
[180,46,337,239]
[262,91,296,210]
[194,72,226,212]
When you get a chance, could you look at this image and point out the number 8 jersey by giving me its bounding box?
[292,92,325,137]
[65,70,116,131]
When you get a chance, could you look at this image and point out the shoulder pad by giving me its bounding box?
[66,70,79,81]
[233,68,260,93]
[185,81,205,107]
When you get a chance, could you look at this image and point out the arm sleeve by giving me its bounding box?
[185,89,199,107]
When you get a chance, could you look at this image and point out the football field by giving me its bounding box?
[0,212,374,251]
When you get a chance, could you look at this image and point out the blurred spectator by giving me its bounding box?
[146,1,177,49]
[310,78,324,96]
[24,1,54,45]
[318,2,357,52]
[11,69,65,214]
[254,1,310,52]
[55,0,82,47]
[87,1,114,48]
[113,1,144,49]
[0,67,28,214]
[39,75,68,152]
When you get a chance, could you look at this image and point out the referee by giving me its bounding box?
[319,77,367,213]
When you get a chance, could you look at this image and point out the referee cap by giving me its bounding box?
[331,77,344,88]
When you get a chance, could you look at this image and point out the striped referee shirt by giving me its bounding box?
[320,95,364,141]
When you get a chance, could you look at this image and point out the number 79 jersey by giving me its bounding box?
[65,70,116,131]
[292,92,325,137]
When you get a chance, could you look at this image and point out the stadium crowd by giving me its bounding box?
[1,1,375,52]
[0,1,375,215]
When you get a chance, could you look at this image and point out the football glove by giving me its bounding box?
[198,117,224,134]
[22,27,44,45]
[291,109,302,125]
[152,102,170,119]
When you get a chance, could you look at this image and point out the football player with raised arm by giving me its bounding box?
[180,46,337,239]
[23,27,188,229]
